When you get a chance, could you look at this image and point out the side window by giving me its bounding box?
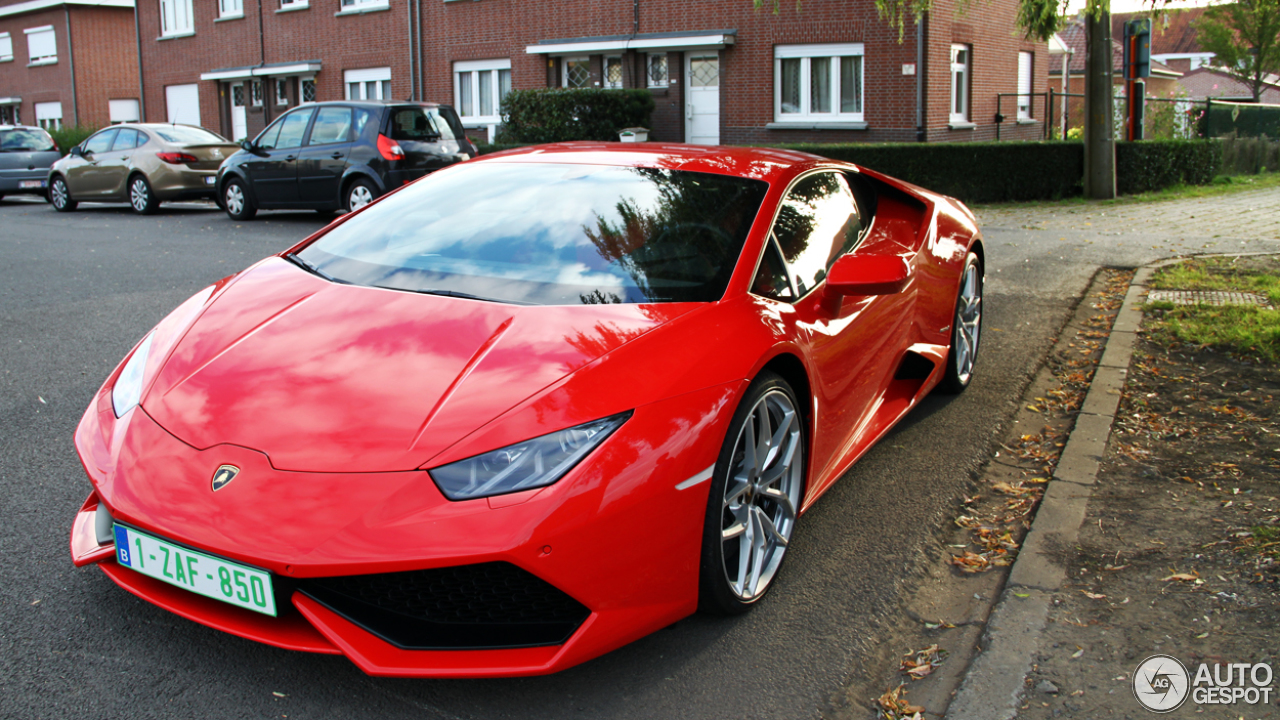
[771,172,861,297]
[255,118,284,150]
[307,106,352,145]
[111,128,140,151]
[353,108,375,139]
[275,108,314,149]
[751,239,796,302]
[83,129,118,154]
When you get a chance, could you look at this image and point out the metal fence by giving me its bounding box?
[994,92,1279,142]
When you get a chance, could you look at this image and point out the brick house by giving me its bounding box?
[0,0,139,129]
[136,0,1045,145]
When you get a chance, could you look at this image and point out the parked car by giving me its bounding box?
[0,125,62,201]
[215,100,476,220]
[69,142,984,678]
[48,123,239,214]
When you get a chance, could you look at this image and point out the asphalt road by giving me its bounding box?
[1,192,1276,720]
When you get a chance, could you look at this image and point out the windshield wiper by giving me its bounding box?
[377,286,532,305]
[284,252,345,284]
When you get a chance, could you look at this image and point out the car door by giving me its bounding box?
[295,105,353,207]
[244,107,314,206]
[65,128,118,198]
[759,171,914,491]
[96,128,142,199]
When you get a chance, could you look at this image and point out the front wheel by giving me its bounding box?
[699,372,806,615]
[936,252,983,394]
[344,179,377,212]
[50,176,77,212]
[129,175,159,215]
[222,178,256,220]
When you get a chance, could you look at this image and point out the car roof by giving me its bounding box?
[0,124,50,132]
[300,99,446,110]
[472,142,833,184]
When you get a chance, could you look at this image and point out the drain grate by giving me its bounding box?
[1147,289,1273,309]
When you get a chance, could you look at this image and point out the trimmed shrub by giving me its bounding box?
[47,125,98,156]
[497,88,654,144]
[1115,140,1221,194]
[1219,134,1280,175]
[770,141,1085,203]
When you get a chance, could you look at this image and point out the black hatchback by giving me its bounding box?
[216,100,476,220]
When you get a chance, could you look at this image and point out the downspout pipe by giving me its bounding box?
[915,14,925,142]
[406,0,415,100]
[65,6,78,125]
[415,0,423,101]
[134,0,145,120]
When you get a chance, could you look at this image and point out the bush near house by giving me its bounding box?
[497,89,654,144]
[1115,140,1221,194]
[47,125,98,156]
[1219,134,1280,176]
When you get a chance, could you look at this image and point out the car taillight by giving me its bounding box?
[377,134,405,161]
[156,151,200,165]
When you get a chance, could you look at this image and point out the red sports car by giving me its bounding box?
[70,143,984,677]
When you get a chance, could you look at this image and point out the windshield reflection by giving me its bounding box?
[298,162,768,305]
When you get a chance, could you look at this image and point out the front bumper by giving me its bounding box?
[71,381,741,677]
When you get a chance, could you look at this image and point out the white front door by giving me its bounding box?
[230,83,247,141]
[685,54,720,145]
[165,83,201,126]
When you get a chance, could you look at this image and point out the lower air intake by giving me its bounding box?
[299,562,590,650]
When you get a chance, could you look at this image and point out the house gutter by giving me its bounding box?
[65,6,77,125]
[133,0,145,119]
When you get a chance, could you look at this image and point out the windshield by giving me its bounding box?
[297,162,769,305]
[0,128,56,152]
[151,125,228,145]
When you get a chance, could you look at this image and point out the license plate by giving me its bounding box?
[204,176,216,185]
[113,524,276,616]
[19,180,45,189]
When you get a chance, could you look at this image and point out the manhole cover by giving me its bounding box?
[1147,289,1273,308]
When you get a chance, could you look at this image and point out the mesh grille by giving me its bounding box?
[299,562,590,650]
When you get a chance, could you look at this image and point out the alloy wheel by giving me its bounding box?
[51,179,69,209]
[952,261,982,386]
[720,389,803,602]
[130,178,151,212]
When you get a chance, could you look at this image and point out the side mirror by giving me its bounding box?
[240,139,257,154]
[825,253,912,297]
[69,146,85,158]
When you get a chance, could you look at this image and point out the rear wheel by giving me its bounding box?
[937,252,983,394]
[50,176,76,212]
[344,179,377,212]
[223,178,256,220]
[128,175,159,215]
[699,372,805,615]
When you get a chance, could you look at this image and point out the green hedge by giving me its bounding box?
[1218,134,1280,175]
[770,141,1084,203]
[47,125,98,156]
[1115,140,1221,194]
[497,88,655,144]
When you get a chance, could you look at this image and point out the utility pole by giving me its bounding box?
[1084,10,1116,199]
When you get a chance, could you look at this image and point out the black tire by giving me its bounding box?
[699,371,806,615]
[344,178,377,212]
[49,176,77,212]
[936,251,983,394]
[128,174,160,215]
[222,178,257,220]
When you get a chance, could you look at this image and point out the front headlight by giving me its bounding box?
[111,334,153,418]
[429,411,632,501]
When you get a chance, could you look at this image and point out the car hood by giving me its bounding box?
[143,258,698,473]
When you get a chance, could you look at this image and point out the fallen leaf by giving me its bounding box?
[1082,591,1106,600]
[1071,647,1084,659]
[1162,573,1199,582]
[272,692,287,698]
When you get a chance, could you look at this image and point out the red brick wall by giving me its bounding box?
[70,6,141,128]
[0,7,75,127]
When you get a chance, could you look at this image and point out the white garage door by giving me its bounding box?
[165,83,201,126]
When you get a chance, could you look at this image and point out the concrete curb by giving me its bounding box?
[946,265,1163,719]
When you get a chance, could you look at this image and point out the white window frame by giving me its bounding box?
[562,56,590,88]
[280,0,308,8]
[300,76,316,103]
[250,80,263,106]
[24,26,57,65]
[35,101,62,130]
[219,0,243,19]
[159,0,194,37]
[275,78,289,106]
[1017,51,1033,120]
[773,44,865,123]
[0,32,13,63]
[344,67,391,100]
[646,53,667,88]
[950,44,971,124]
[603,55,623,89]
[453,58,511,124]
[340,0,387,9]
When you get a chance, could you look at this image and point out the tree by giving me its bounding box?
[1195,0,1280,103]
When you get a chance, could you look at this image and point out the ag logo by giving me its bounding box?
[211,464,240,492]
[1133,654,1191,713]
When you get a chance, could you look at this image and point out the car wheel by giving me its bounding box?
[699,371,805,615]
[344,179,377,212]
[50,176,77,212]
[223,178,257,220]
[129,175,160,215]
[937,252,983,394]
